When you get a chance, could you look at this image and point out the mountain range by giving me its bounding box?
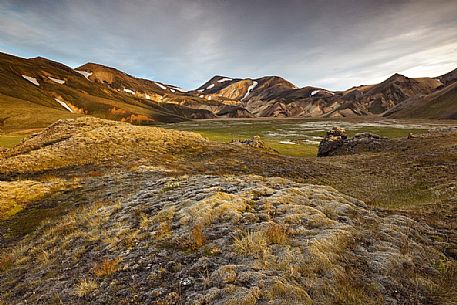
[1,51,456,131]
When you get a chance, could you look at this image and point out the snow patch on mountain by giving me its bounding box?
[242,81,258,100]
[75,70,92,80]
[48,77,65,84]
[155,82,167,90]
[311,89,335,96]
[197,89,204,92]
[207,84,215,90]
[55,98,73,112]
[170,88,176,93]
[217,77,232,83]
[22,75,39,86]
[123,89,135,94]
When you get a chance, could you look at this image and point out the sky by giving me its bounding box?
[1,0,456,91]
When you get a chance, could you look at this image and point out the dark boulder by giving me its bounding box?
[318,127,387,157]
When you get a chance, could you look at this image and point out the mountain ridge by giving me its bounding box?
[1,51,456,130]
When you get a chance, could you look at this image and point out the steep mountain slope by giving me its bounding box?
[438,67,457,87]
[194,75,297,102]
[0,52,214,131]
[385,81,457,119]
[76,62,185,99]
[195,72,447,118]
[331,74,443,116]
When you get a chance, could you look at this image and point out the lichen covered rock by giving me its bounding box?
[0,173,445,304]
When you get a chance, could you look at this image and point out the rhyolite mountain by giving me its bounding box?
[0,52,219,131]
[1,51,456,131]
[195,72,454,118]
[385,81,457,119]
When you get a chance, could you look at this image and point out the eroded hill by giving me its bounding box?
[195,73,452,118]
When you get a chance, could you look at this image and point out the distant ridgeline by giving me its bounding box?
[0,51,456,133]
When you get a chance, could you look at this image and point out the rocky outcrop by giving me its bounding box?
[318,127,387,157]
[0,173,446,305]
[230,136,277,153]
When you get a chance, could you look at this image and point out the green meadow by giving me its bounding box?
[164,118,444,157]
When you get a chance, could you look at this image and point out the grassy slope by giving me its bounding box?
[0,93,79,132]
[0,52,214,130]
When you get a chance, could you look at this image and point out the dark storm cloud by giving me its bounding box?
[1,0,456,90]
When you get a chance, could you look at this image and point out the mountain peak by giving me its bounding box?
[77,62,123,73]
[385,73,408,82]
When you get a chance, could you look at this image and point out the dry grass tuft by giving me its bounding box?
[429,259,457,304]
[191,223,206,249]
[181,192,248,227]
[152,207,175,240]
[155,222,172,240]
[265,280,312,305]
[93,258,121,277]
[74,279,98,297]
[225,286,260,305]
[0,254,14,272]
[264,223,289,245]
[233,230,268,258]
[233,222,289,257]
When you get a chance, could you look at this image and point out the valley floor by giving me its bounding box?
[0,117,456,304]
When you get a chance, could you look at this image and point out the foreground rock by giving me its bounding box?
[318,127,387,157]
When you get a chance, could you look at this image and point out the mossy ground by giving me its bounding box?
[0,117,456,304]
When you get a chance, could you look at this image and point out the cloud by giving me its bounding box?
[0,0,456,90]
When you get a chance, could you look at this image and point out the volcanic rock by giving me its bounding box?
[318,128,387,157]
